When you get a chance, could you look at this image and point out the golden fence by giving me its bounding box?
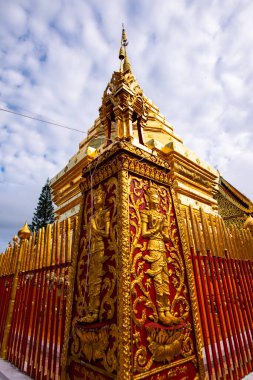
[1,205,253,380]
[181,206,253,260]
[182,206,253,379]
[0,217,78,380]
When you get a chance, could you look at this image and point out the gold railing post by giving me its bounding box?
[0,223,30,359]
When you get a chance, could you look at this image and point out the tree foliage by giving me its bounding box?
[29,179,55,232]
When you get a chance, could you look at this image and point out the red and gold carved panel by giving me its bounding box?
[68,177,118,377]
[129,176,197,378]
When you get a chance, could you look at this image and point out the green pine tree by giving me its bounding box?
[29,179,55,232]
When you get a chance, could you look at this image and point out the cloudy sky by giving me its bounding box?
[1,0,253,251]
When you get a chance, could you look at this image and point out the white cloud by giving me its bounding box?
[0,2,27,37]
[1,0,253,251]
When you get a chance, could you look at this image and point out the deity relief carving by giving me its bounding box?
[130,177,193,374]
[141,183,182,326]
[71,178,118,373]
[79,185,110,323]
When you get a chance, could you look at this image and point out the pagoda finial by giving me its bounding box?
[121,23,128,47]
[119,24,131,73]
[18,221,31,240]
[119,25,125,61]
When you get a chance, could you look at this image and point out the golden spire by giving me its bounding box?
[123,52,131,73]
[119,24,131,73]
[119,45,125,61]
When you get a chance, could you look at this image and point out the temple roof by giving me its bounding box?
[218,176,253,214]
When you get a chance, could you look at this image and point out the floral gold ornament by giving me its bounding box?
[146,325,184,362]
[75,324,117,372]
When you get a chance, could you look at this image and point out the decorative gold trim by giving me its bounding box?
[170,188,206,379]
[173,162,212,189]
[133,355,196,379]
[80,145,170,195]
[117,169,132,380]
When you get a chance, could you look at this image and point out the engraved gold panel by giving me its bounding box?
[69,177,118,376]
[129,176,195,376]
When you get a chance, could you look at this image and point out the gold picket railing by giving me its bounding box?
[0,217,78,380]
[1,204,253,380]
[181,206,253,260]
[181,206,253,379]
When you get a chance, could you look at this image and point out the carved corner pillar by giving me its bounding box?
[117,168,132,379]
[65,141,204,380]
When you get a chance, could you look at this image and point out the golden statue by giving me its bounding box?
[80,185,110,323]
[141,183,181,325]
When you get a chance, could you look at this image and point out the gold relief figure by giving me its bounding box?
[80,185,110,323]
[141,183,182,325]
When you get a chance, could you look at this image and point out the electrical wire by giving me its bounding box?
[0,107,85,134]
[0,106,141,145]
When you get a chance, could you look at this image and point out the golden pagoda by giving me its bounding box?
[50,28,252,233]
[49,28,253,379]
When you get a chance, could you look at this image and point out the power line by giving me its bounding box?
[0,107,85,134]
